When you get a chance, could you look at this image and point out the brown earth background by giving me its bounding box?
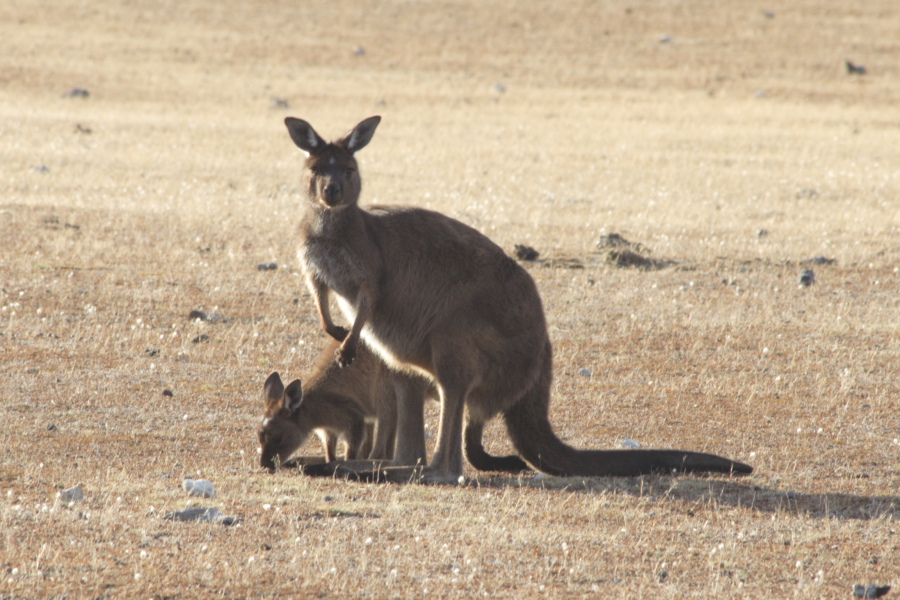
[1,1,899,598]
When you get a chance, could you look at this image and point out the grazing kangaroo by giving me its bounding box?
[286,115,752,483]
[259,338,529,473]
[259,339,424,472]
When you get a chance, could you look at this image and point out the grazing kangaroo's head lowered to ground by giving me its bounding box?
[286,116,752,484]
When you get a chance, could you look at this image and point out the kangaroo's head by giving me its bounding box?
[285,116,381,210]
[258,372,309,473]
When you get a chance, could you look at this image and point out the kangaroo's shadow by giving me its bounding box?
[471,473,899,521]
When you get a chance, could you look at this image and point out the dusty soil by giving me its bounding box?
[1,0,899,598]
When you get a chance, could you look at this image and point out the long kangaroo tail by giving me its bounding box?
[464,422,530,473]
[503,375,753,477]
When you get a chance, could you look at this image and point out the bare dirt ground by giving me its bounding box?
[2,0,899,598]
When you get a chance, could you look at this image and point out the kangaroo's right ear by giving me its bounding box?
[285,117,326,155]
[283,379,304,414]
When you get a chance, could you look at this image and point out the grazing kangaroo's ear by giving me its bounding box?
[340,115,381,154]
[264,372,285,405]
[283,379,304,414]
[285,117,326,154]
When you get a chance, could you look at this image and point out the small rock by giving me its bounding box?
[799,269,815,286]
[258,262,278,271]
[494,82,506,93]
[145,348,160,357]
[162,389,174,397]
[32,165,50,173]
[354,46,366,56]
[597,232,634,249]
[324,495,334,502]
[846,60,867,75]
[763,10,775,18]
[47,424,57,431]
[188,309,207,321]
[75,124,92,134]
[797,188,819,199]
[192,334,210,343]
[513,244,540,261]
[206,312,225,323]
[757,229,769,238]
[659,34,673,44]
[183,479,216,498]
[620,438,641,449]
[801,256,835,266]
[64,88,90,98]
[853,584,890,599]
[163,507,238,525]
[269,97,290,109]
[58,485,84,504]
[578,367,592,377]
[658,570,669,583]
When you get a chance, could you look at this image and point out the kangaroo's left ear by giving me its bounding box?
[264,372,285,408]
[339,115,381,154]
[285,117,326,155]
[283,379,304,414]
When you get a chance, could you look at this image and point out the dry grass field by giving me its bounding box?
[2,0,899,597]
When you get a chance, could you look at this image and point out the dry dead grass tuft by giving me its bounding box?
[2,0,899,598]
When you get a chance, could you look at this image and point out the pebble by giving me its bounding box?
[853,584,890,599]
[64,88,90,98]
[258,263,278,271]
[620,438,641,449]
[578,368,592,377]
[188,310,207,321]
[192,334,210,343]
[846,61,867,75]
[801,256,835,266]
[513,244,539,261]
[58,485,84,504]
[799,269,815,286]
[163,507,238,526]
[162,389,174,397]
[183,479,216,498]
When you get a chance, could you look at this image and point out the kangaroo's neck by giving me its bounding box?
[292,388,367,431]
[302,202,366,240]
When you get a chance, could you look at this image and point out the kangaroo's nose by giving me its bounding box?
[323,181,341,204]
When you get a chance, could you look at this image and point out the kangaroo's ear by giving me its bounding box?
[264,372,285,407]
[283,379,304,414]
[339,116,381,154]
[285,117,326,155]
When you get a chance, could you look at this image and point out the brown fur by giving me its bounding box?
[285,116,752,483]
[258,339,432,472]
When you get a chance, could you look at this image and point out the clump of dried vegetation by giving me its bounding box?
[1,0,898,598]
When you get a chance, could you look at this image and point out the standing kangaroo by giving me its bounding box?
[286,115,752,483]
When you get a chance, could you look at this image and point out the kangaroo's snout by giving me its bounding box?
[323,179,341,206]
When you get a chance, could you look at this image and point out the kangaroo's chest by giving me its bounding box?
[298,237,364,300]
